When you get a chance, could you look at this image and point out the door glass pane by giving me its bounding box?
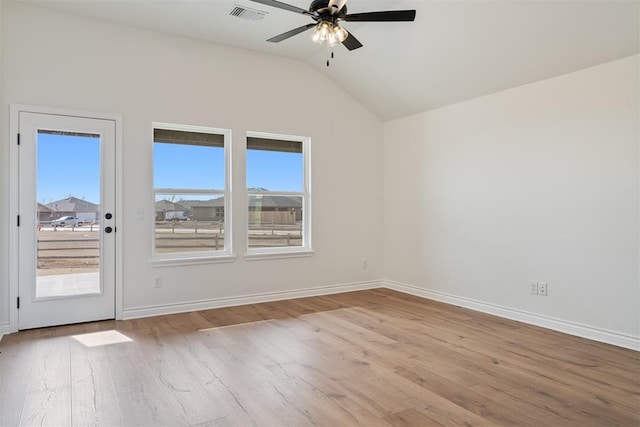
[36,130,101,298]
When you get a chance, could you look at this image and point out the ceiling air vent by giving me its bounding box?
[230,5,268,22]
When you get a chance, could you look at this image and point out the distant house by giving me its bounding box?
[249,195,302,225]
[45,196,100,222]
[155,200,189,221]
[176,195,302,225]
[181,199,225,222]
[37,203,53,223]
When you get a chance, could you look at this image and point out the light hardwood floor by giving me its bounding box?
[0,289,638,426]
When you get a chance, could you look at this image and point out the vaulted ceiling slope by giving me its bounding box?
[18,0,640,121]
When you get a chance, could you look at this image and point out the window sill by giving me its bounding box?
[244,249,314,261]
[150,254,236,268]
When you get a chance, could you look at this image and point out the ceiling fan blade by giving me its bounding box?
[249,0,313,16]
[267,23,316,43]
[344,10,416,22]
[328,0,348,15]
[342,30,363,51]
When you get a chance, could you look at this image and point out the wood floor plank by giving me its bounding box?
[298,332,497,426]
[0,330,40,426]
[19,331,72,426]
[1,288,638,426]
[69,337,124,426]
[384,407,446,427]
[100,332,184,427]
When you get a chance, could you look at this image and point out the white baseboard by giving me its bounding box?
[0,322,10,343]
[383,280,640,351]
[122,280,383,320]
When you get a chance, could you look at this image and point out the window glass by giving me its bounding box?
[248,195,303,249]
[246,137,302,192]
[246,134,310,253]
[153,125,230,258]
[154,143,224,190]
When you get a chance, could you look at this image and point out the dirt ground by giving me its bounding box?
[37,229,100,276]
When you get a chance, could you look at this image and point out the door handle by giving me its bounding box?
[105,226,113,233]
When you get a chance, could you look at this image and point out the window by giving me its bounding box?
[246,132,311,257]
[153,123,231,261]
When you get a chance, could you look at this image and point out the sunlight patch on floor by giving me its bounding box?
[72,330,133,347]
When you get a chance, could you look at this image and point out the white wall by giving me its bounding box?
[0,1,383,325]
[384,56,639,344]
[0,0,5,339]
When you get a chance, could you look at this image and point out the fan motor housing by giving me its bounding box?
[310,0,348,18]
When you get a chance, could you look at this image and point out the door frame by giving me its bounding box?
[8,104,124,333]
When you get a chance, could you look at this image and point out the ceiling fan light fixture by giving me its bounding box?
[334,25,348,42]
[312,21,330,43]
[312,21,348,46]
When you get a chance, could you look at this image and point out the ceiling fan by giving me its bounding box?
[249,0,416,64]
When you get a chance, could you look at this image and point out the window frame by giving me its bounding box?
[245,131,312,259]
[151,122,233,264]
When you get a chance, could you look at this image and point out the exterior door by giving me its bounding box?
[17,112,116,329]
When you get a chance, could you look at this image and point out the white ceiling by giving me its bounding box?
[18,0,640,121]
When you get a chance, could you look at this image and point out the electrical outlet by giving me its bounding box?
[530,281,539,295]
[153,276,162,288]
[362,258,368,270]
[538,282,547,296]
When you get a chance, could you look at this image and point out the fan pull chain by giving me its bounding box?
[326,48,335,67]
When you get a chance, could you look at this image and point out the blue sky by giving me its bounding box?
[37,134,302,205]
[246,149,303,192]
[37,133,101,204]
[154,143,303,193]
